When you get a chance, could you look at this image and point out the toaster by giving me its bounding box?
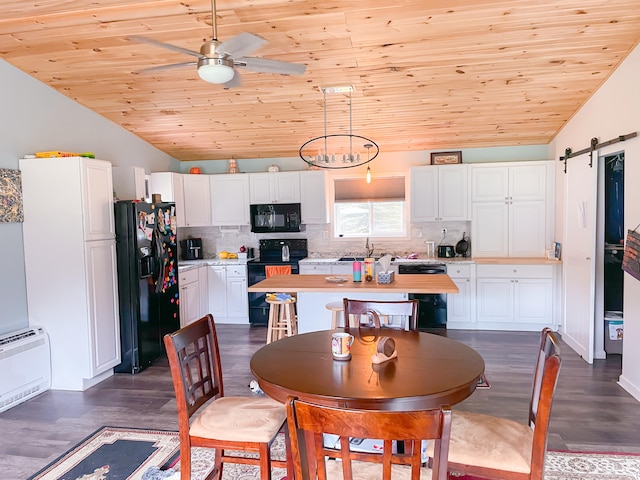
[437,245,455,258]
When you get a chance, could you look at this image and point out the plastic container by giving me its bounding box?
[352,261,362,282]
[364,258,375,282]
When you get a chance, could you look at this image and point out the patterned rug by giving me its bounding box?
[28,426,640,480]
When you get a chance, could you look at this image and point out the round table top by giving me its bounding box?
[250,329,485,411]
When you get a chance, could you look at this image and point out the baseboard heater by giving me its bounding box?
[0,326,51,413]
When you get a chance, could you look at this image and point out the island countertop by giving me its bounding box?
[247,273,459,294]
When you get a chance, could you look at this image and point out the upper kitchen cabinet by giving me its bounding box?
[210,174,250,226]
[81,159,116,241]
[249,171,300,204]
[150,172,185,227]
[410,164,468,222]
[470,162,553,257]
[182,174,212,227]
[112,166,146,202]
[300,170,329,224]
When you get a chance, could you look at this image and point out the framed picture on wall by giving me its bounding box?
[430,151,462,165]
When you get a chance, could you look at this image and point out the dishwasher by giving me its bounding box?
[397,263,447,329]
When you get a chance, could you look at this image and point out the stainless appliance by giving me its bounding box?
[114,201,180,373]
[250,203,302,233]
[247,238,308,325]
[437,245,455,258]
[398,263,447,329]
[181,237,203,260]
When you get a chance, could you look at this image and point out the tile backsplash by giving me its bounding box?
[179,221,470,260]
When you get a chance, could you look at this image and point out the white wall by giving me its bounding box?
[0,59,178,335]
[552,43,640,401]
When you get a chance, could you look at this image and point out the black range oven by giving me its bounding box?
[398,263,447,329]
[247,238,308,325]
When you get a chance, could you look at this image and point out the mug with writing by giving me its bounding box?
[331,332,354,360]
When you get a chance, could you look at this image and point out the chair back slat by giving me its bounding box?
[164,314,224,421]
[287,397,451,480]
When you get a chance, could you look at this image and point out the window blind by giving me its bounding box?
[334,176,405,203]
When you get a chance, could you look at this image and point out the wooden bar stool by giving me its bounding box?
[266,296,297,344]
[264,265,297,344]
[325,301,346,329]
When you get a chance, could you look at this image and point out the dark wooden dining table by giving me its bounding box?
[250,329,485,476]
[250,328,485,411]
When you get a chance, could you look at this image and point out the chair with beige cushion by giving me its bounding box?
[286,396,451,480]
[163,314,287,480]
[427,327,561,480]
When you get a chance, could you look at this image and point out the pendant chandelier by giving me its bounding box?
[299,85,379,169]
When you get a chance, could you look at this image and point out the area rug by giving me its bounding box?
[29,426,640,480]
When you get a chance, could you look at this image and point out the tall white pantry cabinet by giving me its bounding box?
[20,157,121,391]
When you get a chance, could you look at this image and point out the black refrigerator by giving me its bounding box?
[114,201,180,374]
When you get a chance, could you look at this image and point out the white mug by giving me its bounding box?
[331,332,354,359]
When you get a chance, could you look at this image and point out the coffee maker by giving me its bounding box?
[181,238,203,260]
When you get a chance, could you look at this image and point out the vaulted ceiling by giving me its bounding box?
[1,1,639,162]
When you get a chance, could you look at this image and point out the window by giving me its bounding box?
[333,176,406,238]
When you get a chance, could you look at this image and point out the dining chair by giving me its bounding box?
[163,314,287,480]
[286,396,452,480]
[343,298,419,331]
[427,327,561,480]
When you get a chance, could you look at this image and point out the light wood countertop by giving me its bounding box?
[247,273,459,294]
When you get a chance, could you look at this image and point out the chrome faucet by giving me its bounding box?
[365,237,374,258]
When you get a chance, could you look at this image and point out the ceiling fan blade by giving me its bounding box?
[215,32,267,59]
[236,57,306,75]
[222,73,242,89]
[130,35,202,58]
[139,62,197,74]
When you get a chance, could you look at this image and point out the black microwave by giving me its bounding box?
[250,203,302,233]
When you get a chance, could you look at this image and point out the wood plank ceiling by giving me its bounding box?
[1,0,639,162]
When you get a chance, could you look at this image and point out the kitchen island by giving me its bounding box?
[248,273,458,332]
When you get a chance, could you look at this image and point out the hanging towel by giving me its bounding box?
[265,265,292,278]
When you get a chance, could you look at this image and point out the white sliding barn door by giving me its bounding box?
[562,153,598,363]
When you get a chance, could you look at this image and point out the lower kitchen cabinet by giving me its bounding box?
[178,266,208,327]
[300,264,332,275]
[476,264,554,331]
[207,264,249,323]
[446,264,475,328]
[179,267,202,327]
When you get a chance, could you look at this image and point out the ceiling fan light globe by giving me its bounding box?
[197,57,235,84]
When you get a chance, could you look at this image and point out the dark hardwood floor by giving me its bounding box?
[2,326,639,479]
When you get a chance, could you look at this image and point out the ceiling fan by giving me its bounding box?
[131,0,306,88]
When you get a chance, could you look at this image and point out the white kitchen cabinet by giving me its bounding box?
[300,170,329,223]
[249,171,300,204]
[150,172,185,227]
[210,174,250,226]
[470,162,550,257]
[207,264,249,323]
[20,157,120,391]
[182,174,212,226]
[179,268,203,327]
[226,265,249,318]
[410,164,468,222]
[112,166,146,201]
[446,264,475,328]
[300,264,332,274]
[476,264,554,331]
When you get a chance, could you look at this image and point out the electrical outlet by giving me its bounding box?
[441,228,447,235]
